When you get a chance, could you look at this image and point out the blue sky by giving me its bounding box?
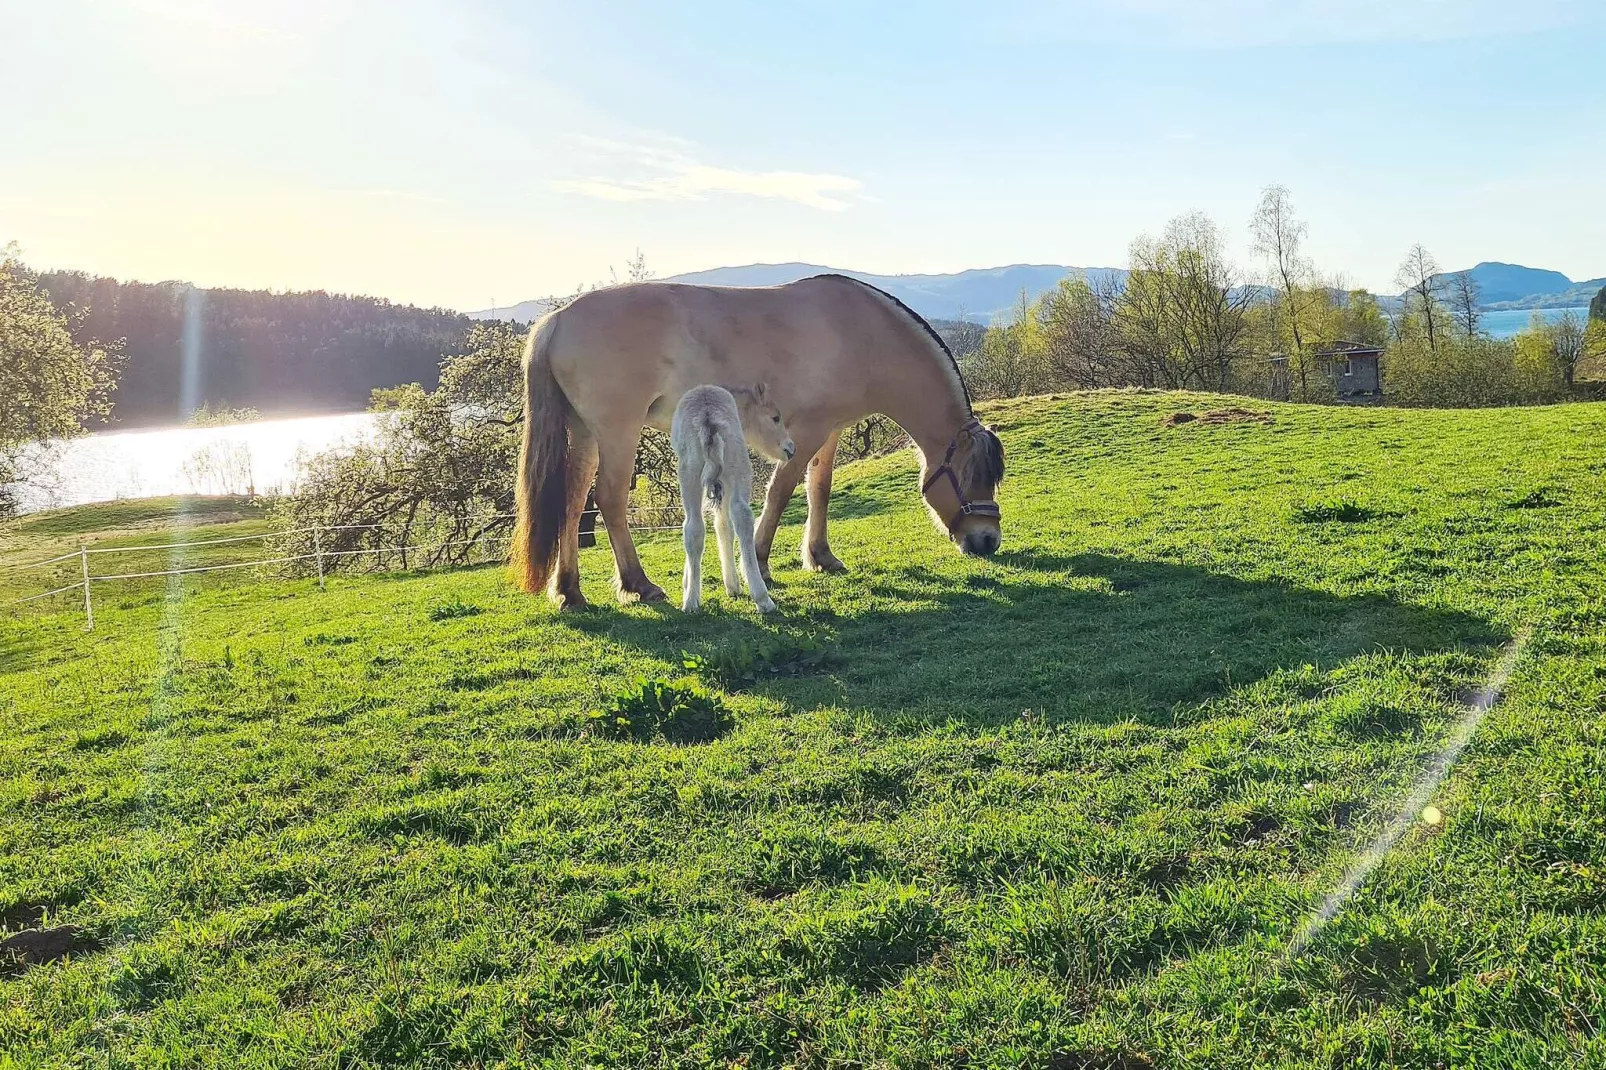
[3,0,1602,311]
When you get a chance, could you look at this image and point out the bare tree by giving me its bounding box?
[1395,244,1444,353]
[1447,270,1482,339]
[1250,185,1317,395]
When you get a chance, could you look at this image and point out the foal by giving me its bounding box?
[671,384,795,613]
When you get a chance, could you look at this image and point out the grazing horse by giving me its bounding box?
[512,274,1005,609]
[671,383,795,614]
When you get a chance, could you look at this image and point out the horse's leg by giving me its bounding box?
[753,446,813,585]
[595,430,667,603]
[802,430,846,573]
[550,428,598,609]
[731,493,777,613]
[678,460,704,612]
[713,500,740,597]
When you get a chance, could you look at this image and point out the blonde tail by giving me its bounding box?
[510,313,570,595]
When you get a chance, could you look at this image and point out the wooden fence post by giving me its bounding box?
[313,527,325,590]
[80,545,94,631]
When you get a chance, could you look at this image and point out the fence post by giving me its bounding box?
[313,527,325,590]
[80,544,94,631]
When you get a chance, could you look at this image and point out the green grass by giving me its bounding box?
[3,390,1605,1067]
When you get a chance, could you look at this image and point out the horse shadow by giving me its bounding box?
[559,548,1504,729]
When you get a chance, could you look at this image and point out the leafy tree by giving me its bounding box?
[0,249,120,516]
[1583,319,1606,381]
[1115,213,1254,390]
[1337,289,1390,348]
[1590,284,1605,323]
[1516,309,1590,390]
[271,321,525,572]
[963,290,1055,399]
[1035,276,1121,389]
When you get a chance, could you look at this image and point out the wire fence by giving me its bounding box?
[2,508,687,630]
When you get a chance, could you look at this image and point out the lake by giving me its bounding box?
[11,412,381,515]
[1481,306,1590,339]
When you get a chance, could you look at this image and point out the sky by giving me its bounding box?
[3,0,1603,312]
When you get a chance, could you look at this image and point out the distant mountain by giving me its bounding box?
[475,258,1605,326]
[1435,262,1606,311]
[470,263,1127,325]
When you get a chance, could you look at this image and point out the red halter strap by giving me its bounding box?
[921,417,1001,534]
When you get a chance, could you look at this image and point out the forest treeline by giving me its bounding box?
[940,188,1606,409]
[35,270,473,427]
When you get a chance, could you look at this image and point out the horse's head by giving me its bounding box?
[731,381,795,462]
[921,417,1005,557]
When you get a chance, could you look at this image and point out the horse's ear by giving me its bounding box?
[752,381,769,402]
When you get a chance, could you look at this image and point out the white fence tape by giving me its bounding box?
[3,509,686,629]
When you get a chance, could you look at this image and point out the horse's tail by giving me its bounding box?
[511,312,570,595]
[700,421,725,506]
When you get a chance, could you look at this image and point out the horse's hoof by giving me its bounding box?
[621,584,668,604]
[550,583,588,610]
[756,599,779,614]
[804,549,847,573]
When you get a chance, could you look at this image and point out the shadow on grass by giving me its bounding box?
[566,549,1504,728]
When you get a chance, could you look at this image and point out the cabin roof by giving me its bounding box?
[1314,340,1384,358]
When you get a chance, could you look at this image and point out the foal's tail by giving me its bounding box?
[510,312,570,595]
[700,422,726,506]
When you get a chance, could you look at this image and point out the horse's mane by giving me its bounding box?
[809,274,974,412]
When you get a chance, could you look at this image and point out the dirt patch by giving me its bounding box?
[1163,407,1273,427]
[0,925,99,974]
[0,902,48,931]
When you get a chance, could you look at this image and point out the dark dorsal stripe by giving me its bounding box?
[808,274,974,412]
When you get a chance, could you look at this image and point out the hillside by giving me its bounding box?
[1440,260,1606,310]
[472,263,1127,324]
[36,271,473,429]
[4,391,1605,1066]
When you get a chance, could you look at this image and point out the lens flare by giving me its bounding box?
[1285,630,1529,959]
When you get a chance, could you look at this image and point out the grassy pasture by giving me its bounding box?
[2,390,1605,1068]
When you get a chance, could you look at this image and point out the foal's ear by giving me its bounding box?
[751,381,769,403]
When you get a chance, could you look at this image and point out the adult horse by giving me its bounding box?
[511,274,1005,608]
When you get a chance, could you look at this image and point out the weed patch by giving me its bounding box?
[586,678,734,743]
[426,598,482,621]
[680,633,833,690]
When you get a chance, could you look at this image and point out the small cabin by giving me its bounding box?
[1315,341,1383,401]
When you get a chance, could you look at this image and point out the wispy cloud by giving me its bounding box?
[552,139,864,212]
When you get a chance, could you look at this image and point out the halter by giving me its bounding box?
[921,417,1002,534]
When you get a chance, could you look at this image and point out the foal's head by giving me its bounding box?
[732,382,795,462]
[921,417,1005,557]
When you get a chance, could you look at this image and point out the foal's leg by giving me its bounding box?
[731,493,778,613]
[713,501,740,597]
[551,430,597,610]
[802,430,845,573]
[595,432,667,603]
[678,461,705,612]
